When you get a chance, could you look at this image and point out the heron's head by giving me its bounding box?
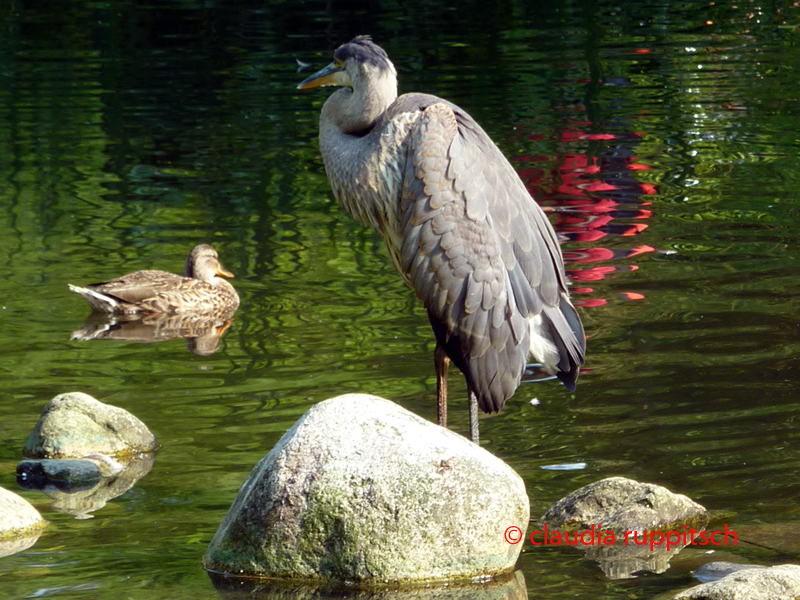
[185,244,234,284]
[298,36,396,92]
[298,36,398,131]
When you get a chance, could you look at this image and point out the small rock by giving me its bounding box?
[0,485,46,548]
[542,476,707,533]
[203,394,529,584]
[540,477,708,579]
[17,459,102,492]
[23,392,159,459]
[675,563,800,599]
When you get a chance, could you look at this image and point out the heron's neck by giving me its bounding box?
[317,70,403,234]
[321,71,397,134]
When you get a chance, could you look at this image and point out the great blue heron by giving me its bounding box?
[298,36,585,443]
[69,244,239,315]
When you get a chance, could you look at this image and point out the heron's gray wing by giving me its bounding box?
[399,103,530,412]
[399,102,585,411]
[453,108,586,388]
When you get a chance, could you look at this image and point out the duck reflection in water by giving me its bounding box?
[71,311,235,356]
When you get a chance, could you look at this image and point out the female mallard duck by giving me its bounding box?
[69,244,240,315]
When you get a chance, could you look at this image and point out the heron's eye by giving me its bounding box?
[334,58,344,68]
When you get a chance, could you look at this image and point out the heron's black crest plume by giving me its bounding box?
[334,35,393,72]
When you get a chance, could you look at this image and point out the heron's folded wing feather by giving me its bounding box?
[455,109,585,383]
[399,103,529,412]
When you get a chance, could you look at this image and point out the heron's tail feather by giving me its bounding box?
[543,298,585,391]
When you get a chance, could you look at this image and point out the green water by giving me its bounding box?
[1,1,800,598]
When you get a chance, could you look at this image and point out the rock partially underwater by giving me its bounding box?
[540,476,709,579]
[20,392,159,518]
[23,392,159,459]
[675,563,800,600]
[542,476,708,533]
[204,394,529,585]
[0,486,46,557]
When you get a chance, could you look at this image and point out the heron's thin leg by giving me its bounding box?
[435,344,449,427]
[468,388,479,444]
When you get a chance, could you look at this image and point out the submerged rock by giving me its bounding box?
[203,394,529,584]
[675,563,800,599]
[23,392,159,459]
[542,476,708,533]
[0,485,46,554]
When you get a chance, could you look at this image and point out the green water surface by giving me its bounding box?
[1,1,799,599]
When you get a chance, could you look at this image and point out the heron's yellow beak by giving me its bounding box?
[297,62,347,89]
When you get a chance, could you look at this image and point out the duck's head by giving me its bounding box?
[185,244,234,285]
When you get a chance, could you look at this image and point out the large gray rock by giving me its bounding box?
[542,476,708,533]
[675,563,800,599]
[23,392,159,459]
[0,485,46,556]
[203,394,529,584]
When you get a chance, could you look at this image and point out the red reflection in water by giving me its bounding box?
[515,128,656,308]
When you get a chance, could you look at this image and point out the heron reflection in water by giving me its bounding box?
[298,36,585,443]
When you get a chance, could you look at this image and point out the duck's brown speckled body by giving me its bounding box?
[69,244,239,315]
